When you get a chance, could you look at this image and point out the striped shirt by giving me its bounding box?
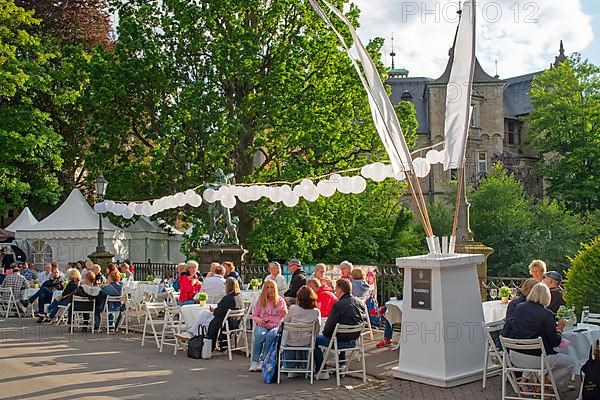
[1,273,30,300]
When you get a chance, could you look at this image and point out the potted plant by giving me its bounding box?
[196,292,208,307]
[556,305,576,330]
[32,279,40,289]
[146,274,155,283]
[499,286,511,304]
[250,278,261,291]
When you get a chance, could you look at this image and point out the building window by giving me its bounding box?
[478,152,488,177]
[470,104,480,128]
[508,121,515,145]
[32,240,52,266]
[450,168,458,181]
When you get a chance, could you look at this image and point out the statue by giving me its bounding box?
[206,169,239,245]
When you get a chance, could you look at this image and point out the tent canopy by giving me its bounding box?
[5,207,38,233]
[17,189,122,239]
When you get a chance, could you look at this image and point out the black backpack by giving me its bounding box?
[187,325,206,360]
[582,342,600,400]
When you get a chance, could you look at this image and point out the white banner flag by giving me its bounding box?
[442,0,476,170]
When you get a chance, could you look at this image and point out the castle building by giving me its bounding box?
[387,42,567,203]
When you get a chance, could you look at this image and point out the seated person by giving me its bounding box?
[282,286,321,377]
[284,259,306,305]
[30,264,64,321]
[338,261,353,281]
[118,263,132,281]
[95,270,123,325]
[37,263,53,285]
[307,278,337,318]
[179,260,201,305]
[311,263,333,291]
[172,263,187,291]
[249,280,287,372]
[529,259,546,281]
[204,262,220,278]
[351,268,370,298]
[223,261,243,288]
[264,261,287,297]
[19,263,37,281]
[314,278,364,380]
[72,271,101,331]
[1,267,31,313]
[186,278,244,351]
[504,282,578,385]
[45,269,81,322]
[542,271,565,313]
[91,264,106,286]
[202,265,227,303]
[504,278,539,324]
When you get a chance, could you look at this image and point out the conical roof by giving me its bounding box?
[5,207,39,233]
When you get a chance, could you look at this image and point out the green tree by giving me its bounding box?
[0,0,63,215]
[528,55,600,213]
[564,236,600,314]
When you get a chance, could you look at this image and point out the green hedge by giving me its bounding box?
[564,236,600,315]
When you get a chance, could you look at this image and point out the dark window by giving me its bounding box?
[450,169,458,181]
[507,121,515,145]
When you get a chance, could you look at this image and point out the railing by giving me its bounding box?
[481,276,528,301]
[132,261,178,281]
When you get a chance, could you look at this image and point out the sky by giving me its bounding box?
[351,0,599,79]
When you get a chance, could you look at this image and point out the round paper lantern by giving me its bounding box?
[350,176,367,193]
[93,202,106,214]
[282,192,299,207]
[267,187,283,203]
[392,169,406,181]
[383,164,395,178]
[360,164,374,179]
[104,200,115,212]
[123,208,134,219]
[413,157,431,178]
[113,203,126,216]
[134,203,144,215]
[127,202,137,211]
[329,174,343,185]
[141,201,153,216]
[203,188,217,203]
[337,176,353,194]
[302,186,319,202]
[425,149,441,165]
[370,162,387,182]
[174,193,186,207]
[292,184,305,197]
[438,148,449,166]
[254,186,269,199]
[316,180,336,197]
[189,193,202,207]
[221,195,236,209]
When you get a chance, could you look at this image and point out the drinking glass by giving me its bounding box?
[510,287,518,299]
[490,288,498,300]
[582,306,590,323]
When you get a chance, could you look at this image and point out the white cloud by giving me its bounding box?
[350,0,593,78]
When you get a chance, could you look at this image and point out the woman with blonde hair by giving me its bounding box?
[249,279,287,371]
[528,260,546,281]
[311,263,333,290]
[44,268,80,322]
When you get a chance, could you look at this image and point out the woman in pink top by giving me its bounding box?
[249,279,287,372]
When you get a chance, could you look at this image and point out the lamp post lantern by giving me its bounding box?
[95,175,108,252]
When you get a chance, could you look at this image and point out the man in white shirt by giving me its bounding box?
[202,264,226,303]
[37,263,52,284]
[264,261,287,297]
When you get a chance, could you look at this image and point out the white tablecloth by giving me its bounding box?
[21,288,38,301]
[482,300,509,323]
[561,323,600,366]
[132,283,161,305]
[240,290,260,305]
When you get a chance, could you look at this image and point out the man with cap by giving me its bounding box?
[543,271,565,313]
[284,258,306,305]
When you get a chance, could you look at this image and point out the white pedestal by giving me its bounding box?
[392,253,485,387]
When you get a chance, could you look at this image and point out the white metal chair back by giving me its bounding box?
[499,336,560,400]
[582,310,600,325]
[102,295,123,334]
[277,321,317,384]
[71,295,96,334]
[317,323,367,386]
[482,320,518,391]
[208,293,224,305]
[356,296,373,340]
[220,308,248,360]
[0,287,22,318]
[160,303,185,355]
[141,301,166,349]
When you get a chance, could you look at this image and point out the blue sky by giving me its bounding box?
[352,0,597,78]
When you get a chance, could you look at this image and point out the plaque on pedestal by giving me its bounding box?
[392,253,485,387]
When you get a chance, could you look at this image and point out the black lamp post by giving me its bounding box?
[94,175,108,252]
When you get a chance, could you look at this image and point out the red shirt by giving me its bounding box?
[317,286,338,317]
[178,274,200,302]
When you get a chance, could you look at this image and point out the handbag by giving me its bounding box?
[262,324,284,384]
[187,325,206,360]
[202,337,212,359]
[582,341,600,400]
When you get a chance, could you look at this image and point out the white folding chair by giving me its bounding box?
[581,310,600,325]
[101,295,123,334]
[71,295,96,334]
[356,296,373,340]
[483,320,517,390]
[242,303,254,356]
[0,287,22,318]
[219,308,248,360]
[277,322,317,384]
[317,323,367,386]
[208,294,224,305]
[141,301,166,349]
[55,302,71,326]
[499,336,560,400]
[160,303,185,355]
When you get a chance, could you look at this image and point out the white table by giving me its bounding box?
[240,290,260,305]
[385,299,404,325]
[560,323,600,366]
[482,300,509,323]
[132,283,162,305]
[21,288,38,301]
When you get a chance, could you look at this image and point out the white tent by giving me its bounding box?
[124,216,185,264]
[16,189,126,265]
[5,207,38,233]
[16,189,186,266]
